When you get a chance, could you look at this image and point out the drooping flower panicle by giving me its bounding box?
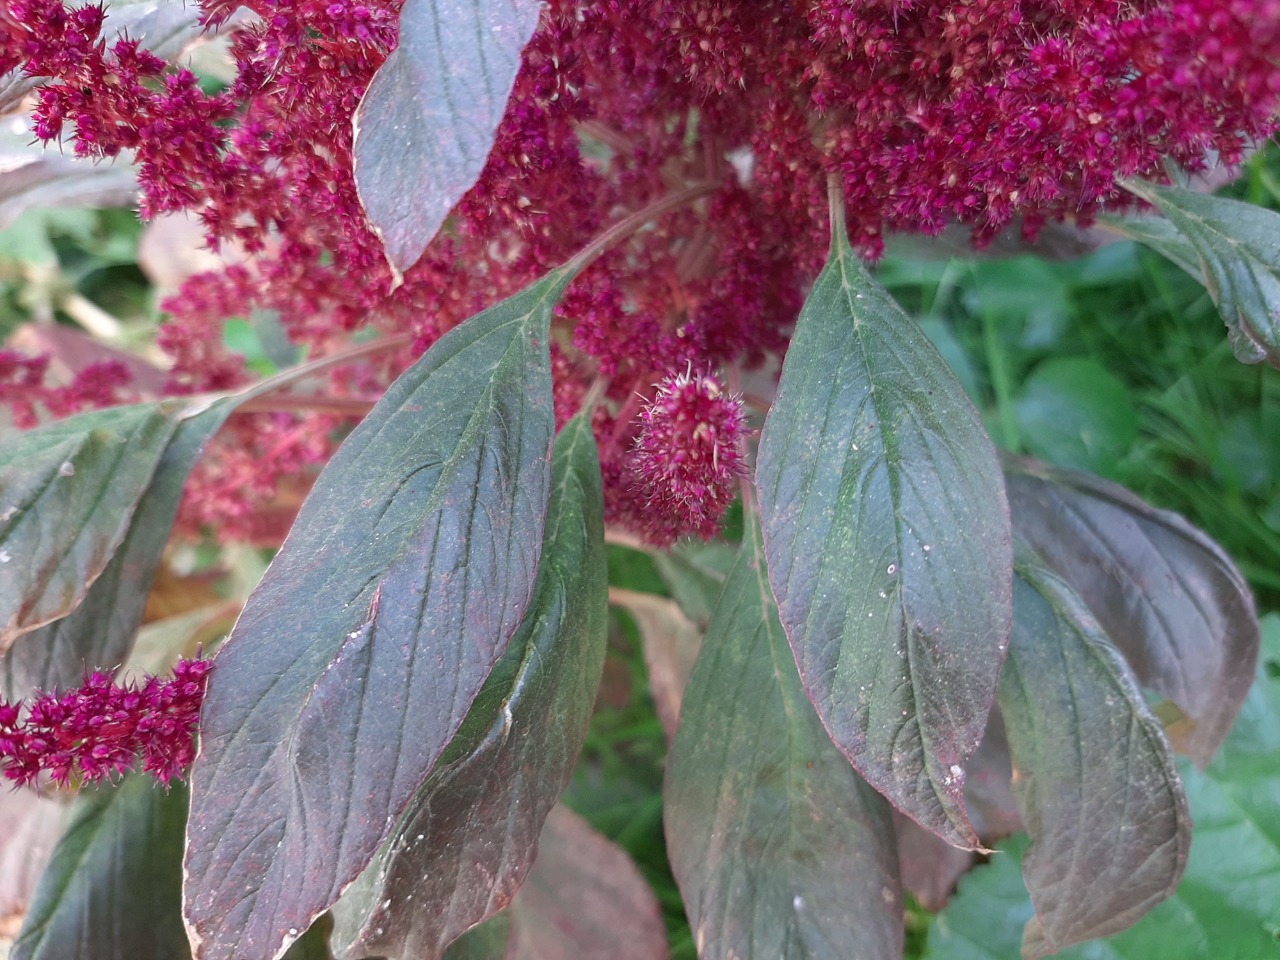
[0,658,212,788]
[4,0,1279,545]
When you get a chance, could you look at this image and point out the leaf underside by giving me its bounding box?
[435,806,670,960]
[1119,178,1280,367]
[183,269,569,960]
[506,806,669,960]
[665,517,904,960]
[755,218,1012,848]
[1000,554,1190,957]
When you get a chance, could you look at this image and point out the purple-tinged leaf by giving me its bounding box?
[665,517,903,960]
[0,402,185,649]
[183,268,571,960]
[11,777,190,960]
[425,808,669,960]
[331,414,606,960]
[893,813,974,913]
[999,553,1190,958]
[924,618,1280,960]
[962,709,1022,843]
[755,208,1012,849]
[508,806,668,960]
[894,709,1023,912]
[1118,179,1280,366]
[353,0,542,280]
[1005,457,1259,765]
[2,402,235,700]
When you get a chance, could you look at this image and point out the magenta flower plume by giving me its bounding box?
[0,658,212,789]
[629,369,748,546]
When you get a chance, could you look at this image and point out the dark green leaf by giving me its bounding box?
[1097,214,1203,278]
[1119,180,1280,365]
[755,214,1012,848]
[926,616,1280,960]
[11,777,189,960]
[0,402,184,648]
[331,414,607,960]
[1005,458,1259,765]
[1000,554,1190,957]
[184,268,571,960]
[353,0,542,278]
[507,806,668,960]
[1012,358,1138,474]
[1,401,235,699]
[664,518,903,960]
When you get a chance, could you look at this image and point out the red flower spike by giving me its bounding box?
[627,368,748,547]
[0,658,212,789]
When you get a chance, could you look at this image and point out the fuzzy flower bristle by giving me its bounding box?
[629,369,747,546]
[0,657,212,789]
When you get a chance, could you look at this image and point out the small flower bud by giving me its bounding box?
[629,368,748,545]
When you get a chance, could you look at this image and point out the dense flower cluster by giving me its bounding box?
[0,350,134,428]
[618,369,748,545]
[4,0,1279,543]
[0,658,212,787]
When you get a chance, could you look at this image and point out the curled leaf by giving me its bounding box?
[1001,553,1190,958]
[1005,457,1259,765]
[1118,179,1280,366]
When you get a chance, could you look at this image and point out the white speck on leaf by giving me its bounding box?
[58,461,75,477]
[0,550,10,563]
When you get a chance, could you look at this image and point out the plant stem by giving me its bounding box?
[565,182,719,276]
[181,332,412,420]
[827,172,847,250]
